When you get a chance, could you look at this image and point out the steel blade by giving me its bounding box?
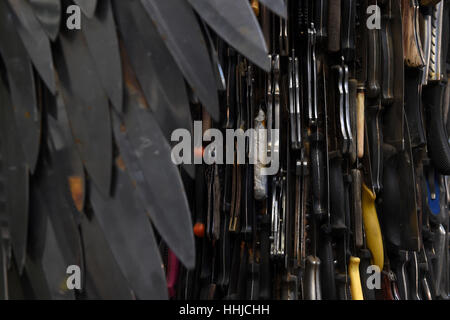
[113,0,193,142]
[259,0,287,18]
[73,0,97,18]
[187,0,270,71]
[57,30,112,197]
[0,0,41,173]
[82,0,123,113]
[80,213,134,300]
[90,158,168,300]
[112,63,195,268]
[140,0,219,120]
[28,0,61,41]
[7,0,56,93]
[0,77,29,275]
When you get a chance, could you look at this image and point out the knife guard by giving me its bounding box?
[327,0,341,52]
[318,227,337,300]
[423,82,450,174]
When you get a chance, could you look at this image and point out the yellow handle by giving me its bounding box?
[349,256,363,300]
[361,183,384,270]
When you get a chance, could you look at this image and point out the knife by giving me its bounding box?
[28,0,61,41]
[186,0,270,71]
[73,0,97,18]
[259,0,287,18]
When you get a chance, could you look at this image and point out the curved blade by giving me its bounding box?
[28,0,61,41]
[73,0,97,18]
[57,30,112,196]
[7,0,56,93]
[187,0,270,71]
[80,213,134,300]
[140,0,219,120]
[259,0,287,18]
[0,0,41,173]
[112,56,195,269]
[113,0,193,141]
[82,0,123,113]
[0,79,29,274]
[90,158,168,300]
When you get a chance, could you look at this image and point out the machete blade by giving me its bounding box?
[56,30,113,197]
[82,0,123,114]
[73,0,97,18]
[28,0,61,41]
[111,53,195,269]
[112,0,193,142]
[80,212,135,300]
[140,0,219,120]
[7,0,56,94]
[259,0,287,18]
[0,76,29,275]
[187,0,270,71]
[0,0,41,173]
[90,157,168,300]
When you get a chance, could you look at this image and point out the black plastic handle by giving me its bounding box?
[319,227,337,299]
[329,157,347,232]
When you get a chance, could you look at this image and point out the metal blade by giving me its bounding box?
[73,0,97,18]
[259,0,287,18]
[28,0,61,41]
[0,77,29,275]
[0,0,41,173]
[113,0,192,142]
[140,0,219,120]
[90,158,168,300]
[80,213,134,300]
[82,0,123,113]
[187,0,270,71]
[7,0,56,93]
[57,30,113,197]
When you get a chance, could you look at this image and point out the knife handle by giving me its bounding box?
[361,183,384,271]
[351,169,363,249]
[304,256,322,300]
[366,104,383,193]
[357,89,365,158]
[330,157,347,232]
[341,0,356,62]
[380,11,394,106]
[423,82,450,174]
[327,0,341,52]
[420,0,442,6]
[258,213,272,300]
[402,0,425,68]
[367,27,381,98]
[319,227,337,300]
[251,0,260,16]
[405,68,427,148]
[349,79,358,164]
[311,138,326,217]
[349,256,363,300]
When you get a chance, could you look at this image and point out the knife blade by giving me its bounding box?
[73,0,97,18]
[140,0,219,120]
[259,0,287,18]
[28,0,61,41]
[186,0,270,71]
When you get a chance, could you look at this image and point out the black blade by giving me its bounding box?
[56,30,113,197]
[28,0,61,41]
[7,0,56,93]
[140,0,219,120]
[82,0,123,114]
[113,0,193,142]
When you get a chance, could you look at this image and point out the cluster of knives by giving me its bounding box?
[0,0,448,300]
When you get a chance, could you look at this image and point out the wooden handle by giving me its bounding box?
[361,183,384,271]
[357,90,365,158]
[349,256,363,300]
[402,0,424,67]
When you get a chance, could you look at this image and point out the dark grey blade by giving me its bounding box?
[259,0,287,18]
[80,213,134,300]
[56,30,112,197]
[82,0,123,113]
[90,159,168,300]
[53,85,86,213]
[0,0,41,173]
[73,0,97,18]
[28,0,61,41]
[113,0,193,141]
[7,0,56,93]
[187,0,270,71]
[0,77,29,274]
[112,58,195,268]
[140,0,219,120]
